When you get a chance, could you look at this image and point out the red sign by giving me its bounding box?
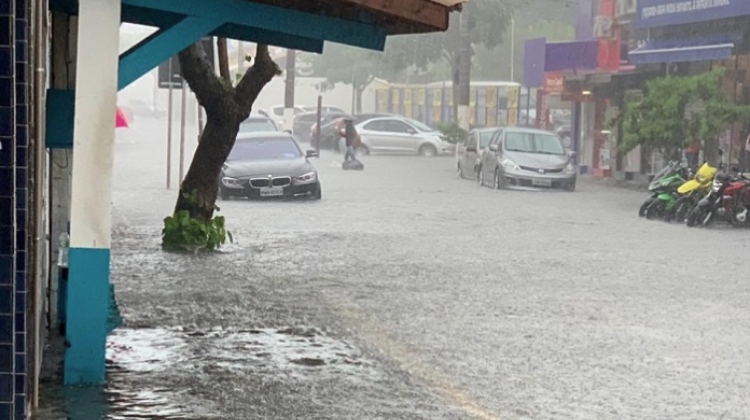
[543,72,565,95]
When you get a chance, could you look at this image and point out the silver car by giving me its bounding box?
[456,127,499,180]
[478,127,577,191]
[343,117,452,156]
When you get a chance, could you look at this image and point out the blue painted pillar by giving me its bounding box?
[64,0,121,385]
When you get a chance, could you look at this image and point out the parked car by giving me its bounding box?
[478,127,576,191]
[303,105,347,114]
[456,127,499,179]
[341,117,452,156]
[270,105,308,129]
[310,113,394,151]
[309,112,354,149]
[219,132,321,200]
[238,116,279,134]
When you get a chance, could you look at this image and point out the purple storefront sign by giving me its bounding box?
[545,40,599,72]
[523,37,547,88]
[636,0,750,28]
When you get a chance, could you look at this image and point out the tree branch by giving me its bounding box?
[178,42,227,108]
[234,44,282,112]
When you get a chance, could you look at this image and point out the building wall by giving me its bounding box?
[0,0,31,418]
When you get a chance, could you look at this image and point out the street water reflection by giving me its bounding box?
[35,326,378,419]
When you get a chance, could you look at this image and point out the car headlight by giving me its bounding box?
[221,177,243,188]
[564,163,576,174]
[294,172,317,183]
[501,159,519,171]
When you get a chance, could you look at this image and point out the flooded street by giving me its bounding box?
[36,118,750,420]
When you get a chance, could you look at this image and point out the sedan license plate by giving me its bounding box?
[532,178,552,187]
[260,186,284,197]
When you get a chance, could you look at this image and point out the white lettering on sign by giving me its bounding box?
[642,0,731,20]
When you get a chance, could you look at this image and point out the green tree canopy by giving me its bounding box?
[617,69,750,161]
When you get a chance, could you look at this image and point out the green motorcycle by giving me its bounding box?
[638,161,691,220]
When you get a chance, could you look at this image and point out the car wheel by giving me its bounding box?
[566,180,576,192]
[312,183,322,200]
[493,169,504,190]
[419,144,437,157]
[219,186,230,201]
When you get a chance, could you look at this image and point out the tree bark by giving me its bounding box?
[174,43,280,222]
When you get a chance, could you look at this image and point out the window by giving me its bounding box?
[385,120,413,133]
[479,131,496,149]
[239,119,278,133]
[228,137,301,161]
[465,136,478,150]
[364,120,391,132]
[504,132,565,155]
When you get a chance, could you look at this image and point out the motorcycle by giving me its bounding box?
[638,161,691,220]
[686,167,750,227]
[663,161,719,223]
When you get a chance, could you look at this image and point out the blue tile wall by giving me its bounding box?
[14,1,28,418]
[0,0,30,417]
[0,1,15,415]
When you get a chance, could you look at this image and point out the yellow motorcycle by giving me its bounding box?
[664,161,719,223]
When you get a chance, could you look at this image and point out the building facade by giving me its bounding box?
[1,0,47,418]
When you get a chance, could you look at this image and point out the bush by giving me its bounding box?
[437,122,469,144]
[161,191,233,253]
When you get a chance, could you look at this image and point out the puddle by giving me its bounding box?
[37,325,378,419]
[200,326,378,378]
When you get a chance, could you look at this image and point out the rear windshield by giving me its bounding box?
[228,137,301,161]
[239,119,278,133]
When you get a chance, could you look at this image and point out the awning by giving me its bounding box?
[629,36,736,65]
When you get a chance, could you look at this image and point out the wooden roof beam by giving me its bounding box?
[343,0,449,31]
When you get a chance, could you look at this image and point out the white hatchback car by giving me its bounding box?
[343,117,452,156]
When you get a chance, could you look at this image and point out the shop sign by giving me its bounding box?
[543,73,565,94]
[636,0,750,29]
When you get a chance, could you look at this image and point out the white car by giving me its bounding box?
[342,117,452,156]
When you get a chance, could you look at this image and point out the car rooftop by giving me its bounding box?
[236,132,292,139]
[503,126,557,135]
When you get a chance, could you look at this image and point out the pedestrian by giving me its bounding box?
[343,119,360,162]
[684,140,700,170]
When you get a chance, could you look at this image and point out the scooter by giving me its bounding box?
[663,161,719,223]
[638,161,691,219]
[686,167,750,227]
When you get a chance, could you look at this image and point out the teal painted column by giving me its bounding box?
[64,249,110,384]
[63,0,121,385]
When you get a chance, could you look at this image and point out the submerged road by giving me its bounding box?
[37,118,750,420]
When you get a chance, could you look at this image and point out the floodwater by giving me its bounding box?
[34,117,750,419]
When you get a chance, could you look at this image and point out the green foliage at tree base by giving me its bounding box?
[161,190,233,253]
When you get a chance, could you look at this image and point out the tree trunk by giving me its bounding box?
[174,43,280,222]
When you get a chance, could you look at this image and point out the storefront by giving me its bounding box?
[629,0,750,166]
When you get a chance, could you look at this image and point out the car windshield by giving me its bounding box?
[239,119,278,133]
[479,131,495,148]
[504,132,565,155]
[408,119,436,132]
[228,137,301,161]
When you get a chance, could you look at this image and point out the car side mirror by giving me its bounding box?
[466,147,477,153]
[406,128,417,135]
[306,150,319,158]
[489,145,498,152]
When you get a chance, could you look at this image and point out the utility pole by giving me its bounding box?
[284,49,296,131]
[457,3,471,131]
[509,17,516,82]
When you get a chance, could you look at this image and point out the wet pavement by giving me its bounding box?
[36,117,750,419]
